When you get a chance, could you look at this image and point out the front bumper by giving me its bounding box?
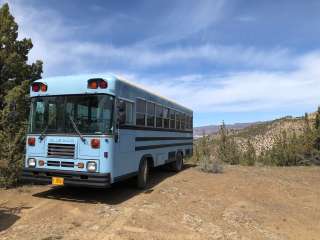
[21,168,111,188]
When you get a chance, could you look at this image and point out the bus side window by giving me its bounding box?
[136,99,146,126]
[117,100,133,126]
[169,109,175,129]
[156,105,163,128]
[185,115,189,129]
[146,102,155,127]
[176,112,181,130]
[188,115,192,129]
[181,113,186,130]
[163,108,170,128]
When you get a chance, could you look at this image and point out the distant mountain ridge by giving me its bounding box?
[193,122,259,138]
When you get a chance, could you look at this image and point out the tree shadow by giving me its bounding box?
[33,164,195,205]
[0,205,32,232]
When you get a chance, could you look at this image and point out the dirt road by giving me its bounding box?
[1,165,320,240]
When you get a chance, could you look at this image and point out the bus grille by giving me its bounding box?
[46,161,75,168]
[47,143,75,159]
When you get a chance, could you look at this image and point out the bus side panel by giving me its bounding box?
[113,129,193,180]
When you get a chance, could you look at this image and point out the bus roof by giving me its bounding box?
[34,73,192,113]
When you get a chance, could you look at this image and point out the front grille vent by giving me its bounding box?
[61,161,74,168]
[47,143,75,159]
[47,161,60,166]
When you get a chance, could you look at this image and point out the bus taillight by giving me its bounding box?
[99,80,108,89]
[40,83,48,92]
[88,80,98,89]
[87,78,107,89]
[28,137,36,146]
[91,139,100,149]
[32,83,47,92]
[32,83,40,92]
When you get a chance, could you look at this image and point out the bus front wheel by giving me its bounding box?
[137,158,149,189]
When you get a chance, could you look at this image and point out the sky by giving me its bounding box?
[2,0,320,126]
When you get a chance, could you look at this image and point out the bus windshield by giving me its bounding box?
[28,94,114,135]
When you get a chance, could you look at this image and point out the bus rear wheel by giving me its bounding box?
[170,153,183,172]
[137,158,149,189]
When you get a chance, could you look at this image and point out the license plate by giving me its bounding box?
[52,177,64,186]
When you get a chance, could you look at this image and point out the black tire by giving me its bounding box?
[137,158,149,189]
[170,153,184,172]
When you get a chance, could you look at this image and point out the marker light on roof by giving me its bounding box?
[40,83,48,92]
[99,80,108,89]
[32,83,47,92]
[88,80,98,89]
[32,83,40,92]
[87,78,107,89]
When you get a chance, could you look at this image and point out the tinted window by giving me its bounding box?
[176,112,181,129]
[181,114,186,129]
[146,102,155,127]
[136,99,146,126]
[117,99,133,125]
[163,108,170,128]
[170,110,175,129]
[156,105,163,128]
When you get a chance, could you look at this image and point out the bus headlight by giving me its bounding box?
[87,161,97,172]
[27,158,36,168]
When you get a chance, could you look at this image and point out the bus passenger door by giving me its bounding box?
[114,99,136,177]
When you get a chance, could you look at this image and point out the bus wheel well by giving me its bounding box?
[141,155,154,169]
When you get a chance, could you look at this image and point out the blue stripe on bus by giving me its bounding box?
[135,142,193,151]
[136,137,193,141]
[120,125,193,133]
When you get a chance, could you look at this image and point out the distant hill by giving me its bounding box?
[233,115,314,154]
[193,122,258,138]
[194,114,316,154]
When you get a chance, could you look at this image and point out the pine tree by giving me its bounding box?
[218,121,228,163]
[0,3,42,187]
[217,121,240,164]
[302,113,314,158]
[241,139,256,166]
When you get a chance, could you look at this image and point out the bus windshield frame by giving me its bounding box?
[28,94,115,135]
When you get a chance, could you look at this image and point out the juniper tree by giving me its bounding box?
[241,139,256,166]
[0,3,42,187]
[217,121,240,164]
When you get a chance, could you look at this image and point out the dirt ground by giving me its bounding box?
[0,165,320,240]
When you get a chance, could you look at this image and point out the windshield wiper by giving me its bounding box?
[39,125,48,141]
[68,115,86,143]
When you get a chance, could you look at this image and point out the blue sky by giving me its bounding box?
[2,0,320,126]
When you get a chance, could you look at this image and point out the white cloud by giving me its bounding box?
[128,52,320,113]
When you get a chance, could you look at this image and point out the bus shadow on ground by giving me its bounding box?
[32,164,195,205]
